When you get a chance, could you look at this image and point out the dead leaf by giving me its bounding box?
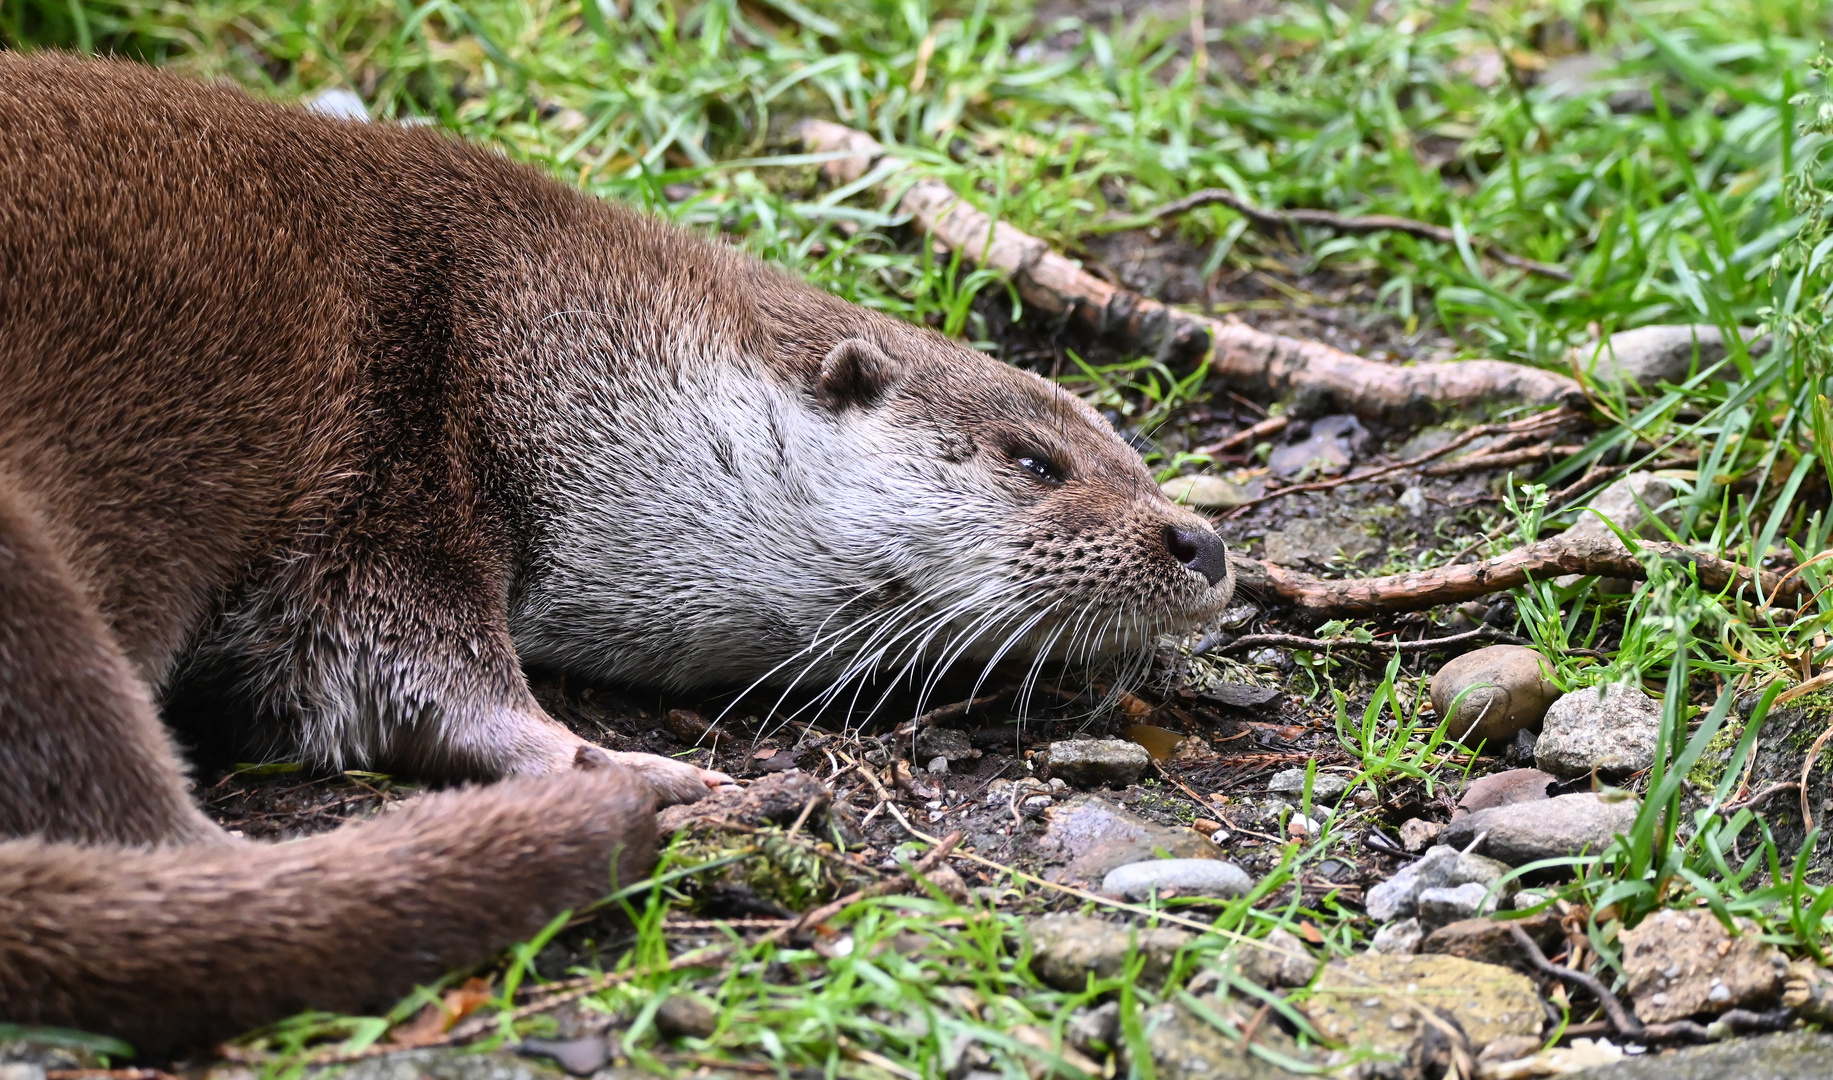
[389,977,493,1046]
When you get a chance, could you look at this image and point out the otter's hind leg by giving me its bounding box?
[0,479,222,846]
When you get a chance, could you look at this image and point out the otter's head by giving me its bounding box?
[508,297,1232,707]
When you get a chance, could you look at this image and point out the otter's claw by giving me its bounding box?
[573,745,734,807]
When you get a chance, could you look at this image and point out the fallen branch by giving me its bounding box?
[1208,624,1530,657]
[795,121,1585,423]
[1194,413,1288,456]
[1236,534,1802,616]
[1134,187,1573,282]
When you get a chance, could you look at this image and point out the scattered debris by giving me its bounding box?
[1267,414,1370,479]
[1365,845,1514,923]
[1262,517,1382,568]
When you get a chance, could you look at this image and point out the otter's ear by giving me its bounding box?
[816,338,898,411]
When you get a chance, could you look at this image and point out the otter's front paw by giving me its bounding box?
[573,745,735,807]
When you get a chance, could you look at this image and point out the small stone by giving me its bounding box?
[1365,845,1514,922]
[1620,908,1786,1022]
[1028,913,1192,990]
[1102,858,1255,900]
[1038,794,1222,886]
[1398,486,1429,517]
[1370,918,1422,955]
[1065,1001,1120,1055]
[926,756,949,774]
[1191,818,1223,836]
[1136,997,1317,1080]
[517,1036,611,1075]
[1535,682,1662,779]
[0,1067,47,1080]
[1420,910,1565,971]
[1263,517,1380,567]
[1305,954,1544,1060]
[1417,881,1499,932]
[1399,818,1444,852]
[1430,646,1560,748]
[1236,926,1318,988]
[654,994,718,1039]
[1440,792,1640,865]
[1267,767,1352,806]
[915,726,975,763]
[1569,324,1766,388]
[1558,471,1679,548]
[1457,768,1555,817]
[1161,474,1251,509]
[1043,738,1151,788]
[306,86,370,121]
[1784,960,1833,1023]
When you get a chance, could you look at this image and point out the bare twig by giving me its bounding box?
[1208,624,1530,657]
[1421,443,1583,477]
[795,121,1585,423]
[1723,781,1799,815]
[1193,413,1288,456]
[1238,534,1801,616]
[1135,187,1573,282]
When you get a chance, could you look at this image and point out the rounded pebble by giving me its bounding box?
[1101,858,1255,900]
[1430,645,1560,747]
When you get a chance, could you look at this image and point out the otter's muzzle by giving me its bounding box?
[1164,524,1231,587]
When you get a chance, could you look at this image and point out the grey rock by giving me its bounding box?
[1536,682,1662,779]
[655,994,719,1039]
[1268,414,1369,479]
[1028,912,1191,990]
[1417,881,1499,932]
[1440,792,1640,865]
[517,1036,609,1076]
[1620,908,1786,1023]
[338,1051,563,1080]
[1267,767,1351,805]
[1430,645,1560,747]
[1037,794,1222,886]
[1559,472,1678,547]
[1565,1031,1833,1079]
[1306,954,1544,1062]
[0,1066,46,1080]
[1399,817,1443,852]
[1066,1001,1121,1055]
[1162,474,1251,509]
[1539,51,1656,112]
[1103,858,1255,900]
[1136,998,1314,1080]
[1364,845,1513,922]
[1263,517,1380,568]
[1369,917,1422,955]
[926,755,949,774]
[307,86,371,121]
[1569,324,1766,388]
[1398,485,1429,517]
[915,726,975,763]
[1043,738,1151,788]
[1235,926,1318,988]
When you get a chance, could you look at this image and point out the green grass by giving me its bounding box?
[12,0,1833,1072]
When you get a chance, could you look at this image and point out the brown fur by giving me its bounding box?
[0,52,1231,1050]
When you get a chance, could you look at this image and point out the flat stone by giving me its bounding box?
[1440,792,1640,865]
[1306,953,1544,1060]
[1563,1031,1833,1079]
[1457,769,1555,817]
[1268,414,1368,479]
[1431,646,1560,748]
[914,726,974,763]
[1484,1038,1625,1077]
[1262,517,1380,568]
[1234,927,1318,989]
[1136,998,1315,1080]
[655,994,719,1039]
[1559,472,1678,547]
[516,1037,609,1076]
[1027,913,1192,991]
[1399,818,1443,852]
[1162,474,1252,509]
[1102,858,1255,900]
[1039,794,1222,886]
[1420,910,1565,971]
[1536,683,1662,779]
[1568,324,1765,388]
[1199,683,1282,709]
[1417,881,1499,932]
[339,1051,565,1080]
[1043,738,1151,788]
[1267,767,1352,806]
[1365,845,1513,922]
[1620,908,1787,1022]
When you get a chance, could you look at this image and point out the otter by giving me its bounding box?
[0,54,1235,1051]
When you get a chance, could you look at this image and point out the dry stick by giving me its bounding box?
[1507,926,1794,1044]
[1421,443,1583,478]
[1193,413,1288,456]
[794,121,1585,423]
[1221,409,1573,517]
[1211,624,1530,657]
[1137,187,1574,282]
[1240,534,1802,616]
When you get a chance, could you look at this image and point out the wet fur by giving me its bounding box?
[0,53,1231,1050]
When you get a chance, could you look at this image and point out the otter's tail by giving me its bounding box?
[0,770,655,1055]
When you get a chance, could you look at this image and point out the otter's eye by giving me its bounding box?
[1014,452,1065,485]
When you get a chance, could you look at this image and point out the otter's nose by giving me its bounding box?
[1163,524,1231,587]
